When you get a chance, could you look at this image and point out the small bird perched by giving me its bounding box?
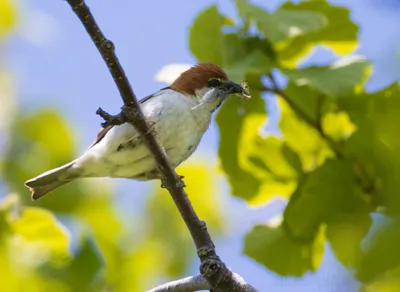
[25,62,249,200]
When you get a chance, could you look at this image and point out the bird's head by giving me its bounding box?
[170,62,249,111]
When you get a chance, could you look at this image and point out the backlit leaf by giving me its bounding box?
[236,0,327,43]
[356,217,400,282]
[278,96,333,171]
[11,207,71,264]
[217,81,266,200]
[244,224,324,276]
[189,5,225,65]
[278,1,358,67]
[283,56,371,97]
[284,160,357,240]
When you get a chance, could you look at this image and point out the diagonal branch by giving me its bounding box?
[147,275,210,292]
[64,1,258,291]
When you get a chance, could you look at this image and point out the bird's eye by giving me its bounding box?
[208,78,222,88]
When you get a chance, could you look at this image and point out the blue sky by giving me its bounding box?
[6,0,400,290]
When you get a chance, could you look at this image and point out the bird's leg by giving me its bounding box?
[96,107,127,128]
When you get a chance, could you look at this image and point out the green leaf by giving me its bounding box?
[43,237,103,291]
[356,217,400,282]
[283,82,324,122]
[359,266,400,292]
[241,135,301,205]
[244,224,324,276]
[282,56,371,97]
[76,182,122,282]
[284,160,360,240]
[322,111,357,141]
[11,206,71,263]
[278,1,359,67]
[327,212,372,268]
[236,0,327,43]
[2,109,86,212]
[342,83,400,215]
[222,34,275,82]
[217,79,266,200]
[2,109,75,190]
[0,0,17,40]
[278,96,333,171]
[189,5,225,65]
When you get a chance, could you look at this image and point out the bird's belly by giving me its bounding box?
[75,91,211,179]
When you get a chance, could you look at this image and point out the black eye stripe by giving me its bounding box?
[208,78,222,88]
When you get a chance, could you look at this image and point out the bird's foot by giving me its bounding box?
[96,107,127,128]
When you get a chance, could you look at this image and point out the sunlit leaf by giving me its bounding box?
[278,1,358,67]
[283,56,371,97]
[11,207,71,264]
[0,0,17,40]
[240,131,301,205]
[322,111,357,141]
[189,5,225,65]
[278,96,333,171]
[244,224,324,276]
[236,0,327,43]
[217,81,266,200]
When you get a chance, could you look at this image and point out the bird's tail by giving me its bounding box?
[25,161,76,201]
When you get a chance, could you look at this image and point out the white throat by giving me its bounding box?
[194,87,214,103]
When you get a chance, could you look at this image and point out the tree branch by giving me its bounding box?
[147,275,210,292]
[147,272,257,292]
[64,1,258,291]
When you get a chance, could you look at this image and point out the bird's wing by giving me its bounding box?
[86,87,170,150]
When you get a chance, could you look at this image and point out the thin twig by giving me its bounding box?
[147,275,210,292]
[64,0,257,291]
[264,74,379,200]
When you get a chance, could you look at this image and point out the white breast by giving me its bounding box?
[74,89,213,178]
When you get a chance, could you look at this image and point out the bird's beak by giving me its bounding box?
[222,80,251,99]
[224,80,244,94]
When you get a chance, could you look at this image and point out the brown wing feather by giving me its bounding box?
[87,89,169,149]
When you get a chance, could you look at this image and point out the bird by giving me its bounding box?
[25,62,248,200]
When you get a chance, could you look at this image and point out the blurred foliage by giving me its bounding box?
[0,0,17,40]
[188,0,400,290]
[0,3,224,291]
[2,0,400,291]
